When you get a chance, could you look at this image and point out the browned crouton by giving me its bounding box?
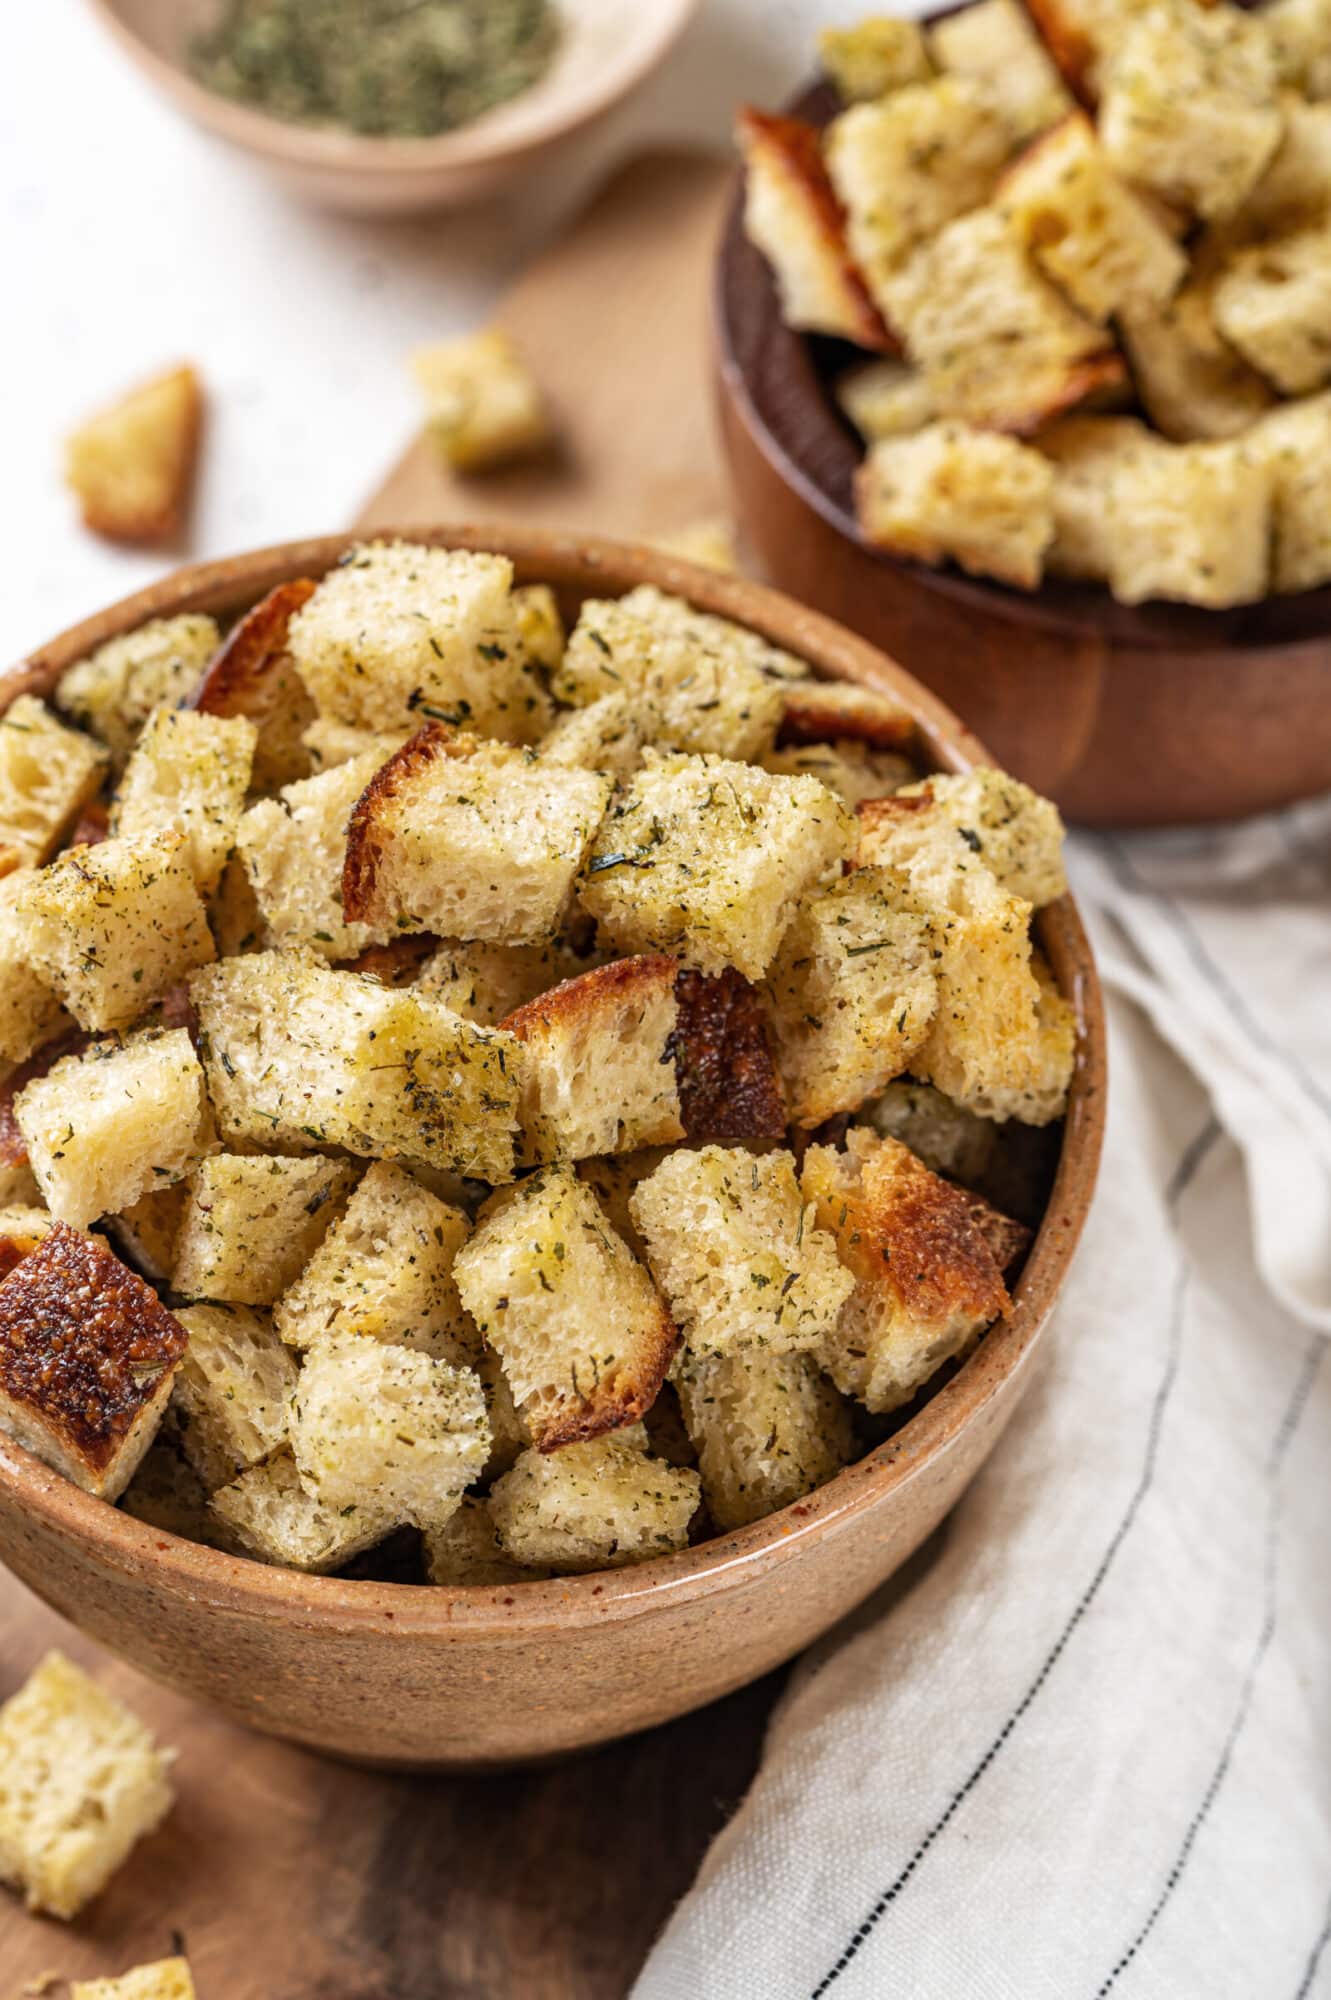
[670,967,788,1143]
[64,365,202,546]
[777,679,915,755]
[192,579,319,793]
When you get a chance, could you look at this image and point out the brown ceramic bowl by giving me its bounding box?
[0,529,1105,1770]
[713,82,1331,829]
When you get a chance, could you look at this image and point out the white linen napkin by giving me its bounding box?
[633,802,1331,2000]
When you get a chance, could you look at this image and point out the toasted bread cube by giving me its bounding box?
[112,706,257,896]
[171,1154,355,1307]
[553,586,788,763]
[73,1957,196,2000]
[737,108,894,350]
[581,751,855,982]
[501,956,684,1164]
[1211,224,1331,394]
[826,81,1012,307]
[879,209,1123,434]
[56,616,220,770]
[104,1183,188,1288]
[1235,95,1331,233]
[859,1077,1002,1184]
[0,1652,174,1920]
[64,364,202,546]
[1119,268,1275,441]
[671,967,788,1143]
[803,1129,1009,1409]
[207,851,265,958]
[930,0,1073,140]
[1107,436,1272,607]
[454,1165,677,1450]
[777,679,915,755]
[301,717,413,771]
[0,1225,187,1497]
[416,935,592,1026]
[0,696,107,874]
[577,1148,672,1258]
[490,1432,700,1572]
[210,1447,390,1572]
[274,1160,475,1360]
[630,1146,853,1361]
[15,1030,210,1228]
[17,830,213,1033]
[1266,0,1331,98]
[951,949,1075,1125]
[766,869,937,1126]
[341,728,611,945]
[1250,392,1331,592]
[192,579,318,792]
[290,1335,488,1527]
[895,768,1067,907]
[999,112,1186,320]
[286,540,548,742]
[836,359,937,441]
[0,872,66,1065]
[171,1303,297,1490]
[423,1494,538,1586]
[856,422,1055,590]
[1099,5,1282,220]
[413,330,551,473]
[653,518,739,573]
[513,582,566,672]
[762,739,913,807]
[0,1206,59,1266]
[1036,415,1166,578]
[819,15,932,100]
[677,1349,854,1529]
[236,750,393,958]
[539,693,646,779]
[191,950,522,1181]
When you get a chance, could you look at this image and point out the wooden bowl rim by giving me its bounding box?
[0,526,1106,1639]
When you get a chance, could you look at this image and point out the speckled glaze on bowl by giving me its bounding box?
[0,529,1105,1769]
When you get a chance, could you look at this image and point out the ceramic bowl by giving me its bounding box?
[0,528,1105,1769]
[713,81,1331,829]
[84,0,699,214]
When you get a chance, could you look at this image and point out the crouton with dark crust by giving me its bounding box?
[670,967,788,1143]
[777,680,916,756]
[192,579,319,792]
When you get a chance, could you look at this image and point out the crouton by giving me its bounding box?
[777,679,915,755]
[513,583,566,672]
[1119,265,1275,440]
[1036,414,1166,578]
[301,718,413,771]
[879,208,1125,433]
[342,727,611,944]
[339,932,440,987]
[859,1076,1002,1185]
[676,1349,854,1529]
[0,873,66,1065]
[818,15,932,100]
[490,1431,700,1572]
[1234,95,1331,233]
[998,112,1186,320]
[1099,5,1283,220]
[653,518,739,573]
[766,868,937,1125]
[500,956,684,1164]
[958,951,1078,1123]
[476,1343,531,1478]
[0,1652,174,1920]
[236,750,393,959]
[1266,0,1331,98]
[121,1439,234,1547]
[1106,436,1272,607]
[576,1149,671,1257]
[761,739,913,807]
[836,359,937,441]
[894,768,1067,907]
[553,586,788,763]
[171,1154,355,1306]
[73,1958,196,2000]
[826,81,1013,307]
[285,540,549,742]
[423,1494,538,1586]
[0,696,107,874]
[64,364,202,546]
[454,1165,678,1450]
[802,1128,1009,1409]
[0,1224,187,1497]
[207,851,265,957]
[15,1030,210,1228]
[191,579,318,793]
[1249,392,1331,591]
[856,422,1056,590]
[112,706,257,896]
[415,935,592,1025]
[210,1447,391,1572]
[273,1160,475,1360]
[412,330,551,472]
[56,616,220,770]
[581,750,855,982]
[190,950,522,1181]
[104,1184,188,1288]
[171,1303,297,1490]
[1211,224,1331,394]
[290,1334,489,1526]
[538,693,646,779]
[0,1161,41,1209]
[671,966,788,1143]
[0,1207,59,1267]
[630,1146,854,1360]
[16,830,214,1032]
[737,108,895,350]
[958,1187,1035,1272]
[929,0,1074,140]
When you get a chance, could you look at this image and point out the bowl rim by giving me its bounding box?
[84,0,701,177]
[0,525,1106,1638]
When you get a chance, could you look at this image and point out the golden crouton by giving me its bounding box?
[957,951,1077,1124]
[1118,265,1275,441]
[671,966,788,1143]
[301,718,412,772]
[539,692,646,779]
[818,16,932,101]
[0,696,107,875]
[104,1183,188,1288]
[413,329,551,473]
[56,616,220,770]
[581,750,855,982]
[802,1128,1010,1410]
[0,1651,175,1920]
[1106,436,1272,607]
[1036,415,1167,579]
[1211,224,1331,394]
[489,1431,700,1572]
[236,750,394,958]
[1233,95,1331,234]
[192,579,319,793]
[894,768,1068,908]
[112,706,257,896]
[929,0,1074,141]
[64,364,202,546]
[512,582,566,672]
[415,935,591,1025]
[836,359,937,441]
[676,1349,854,1530]
[737,108,895,350]
[210,1447,391,1573]
[761,739,913,808]
[776,679,915,756]
[423,1494,538,1586]
[171,1154,355,1307]
[859,1076,1002,1185]
[1265,0,1331,98]
[171,1303,297,1491]
[856,422,1056,591]
[0,872,66,1066]
[1249,392,1331,592]
[0,1224,188,1498]
[73,1958,196,2000]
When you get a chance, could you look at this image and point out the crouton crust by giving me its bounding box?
[1023,0,1100,105]
[192,580,316,716]
[670,967,788,1143]
[500,950,677,1043]
[777,681,916,755]
[957,1189,1033,1272]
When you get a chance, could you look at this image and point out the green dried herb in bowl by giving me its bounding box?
[190,0,562,140]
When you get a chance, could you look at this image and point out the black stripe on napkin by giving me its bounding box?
[1294,1880,1331,1998]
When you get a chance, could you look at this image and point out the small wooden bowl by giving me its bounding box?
[0,529,1105,1769]
[713,84,1331,828]
[85,0,699,215]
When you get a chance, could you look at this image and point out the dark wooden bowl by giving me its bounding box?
[713,83,1331,828]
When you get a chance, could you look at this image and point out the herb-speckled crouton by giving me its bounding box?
[676,1349,854,1530]
[0,872,66,1065]
[1250,392,1331,592]
[929,0,1073,141]
[104,1183,187,1288]
[170,1154,355,1306]
[192,579,318,793]
[415,935,593,1025]
[630,1146,853,1360]
[112,706,257,896]
[56,616,219,768]
[836,360,937,443]
[236,750,395,958]
[454,1165,678,1450]
[73,1957,196,2000]
[210,1447,391,1572]
[1233,93,1331,233]
[762,739,912,809]
[301,718,412,771]
[413,329,551,473]
[580,750,855,982]
[1106,436,1272,607]
[960,951,1077,1124]
[671,966,788,1144]
[895,768,1067,908]
[538,692,646,779]
[172,1302,297,1491]
[423,1493,540,1585]
[489,1430,700,1572]
[856,423,1056,590]
[819,15,932,101]
[1036,416,1166,579]
[513,583,565,672]
[1211,224,1331,394]
[859,1077,1003,1185]
[1266,0,1331,98]
[1118,264,1275,441]
[0,697,107,874]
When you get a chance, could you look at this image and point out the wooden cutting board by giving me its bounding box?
[1,149,784,2000]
